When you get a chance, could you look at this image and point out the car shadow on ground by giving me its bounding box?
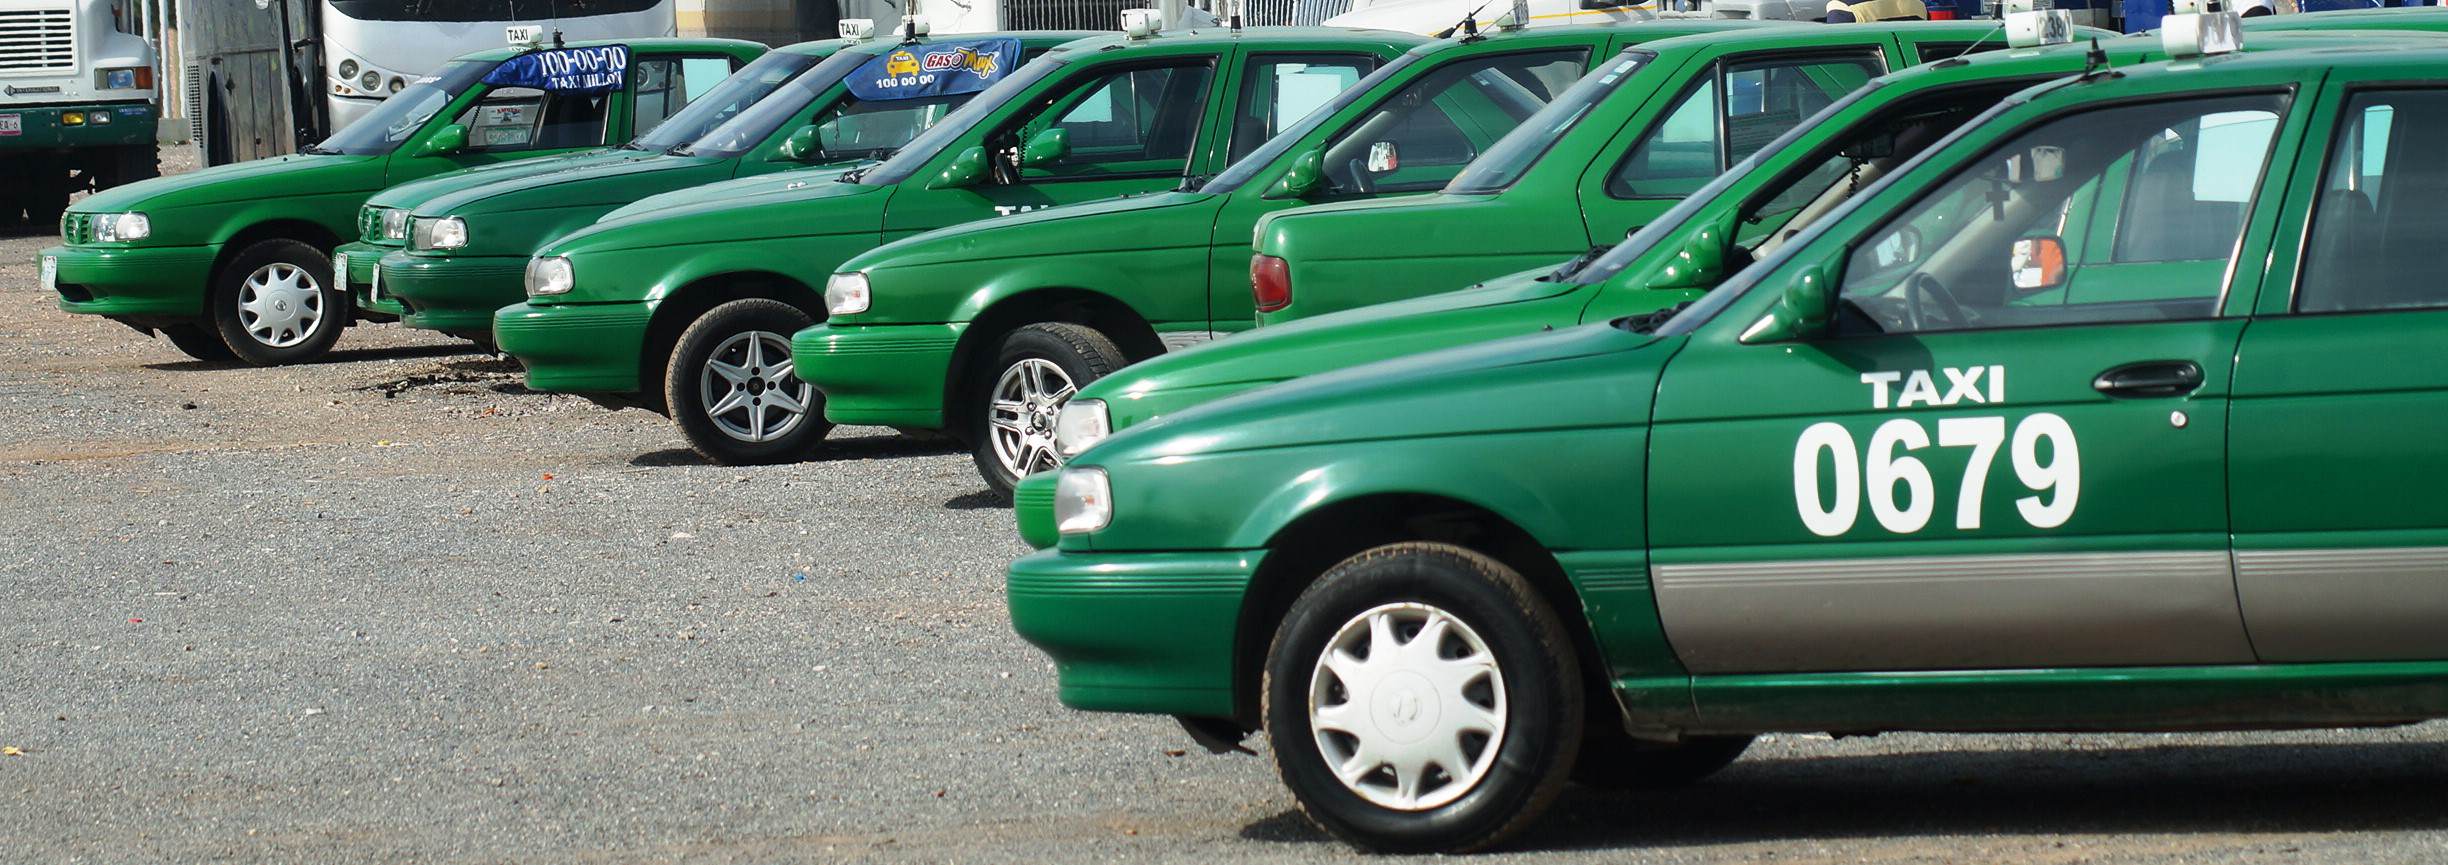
[628,435,963,469]
[942,490,1006,510]
[1240,740,2448,851]
[143,341,478,371]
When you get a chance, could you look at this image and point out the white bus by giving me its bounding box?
[318,0,675,130]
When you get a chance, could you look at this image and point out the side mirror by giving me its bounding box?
[415,124,468,157]
[2011,236,2068,293]
[1018,127,1069,168]
[1263,149,1325,200]
[1650,211,1735,290]
[1740,258,1839,344]
[929,145,989,190]
[775,125,820,162]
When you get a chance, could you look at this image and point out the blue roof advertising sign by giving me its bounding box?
[483,45,631,92]
[845,38,1022,101]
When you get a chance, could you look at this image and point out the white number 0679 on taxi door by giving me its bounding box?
[1793,414,2080,537]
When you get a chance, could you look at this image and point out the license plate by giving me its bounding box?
[332,252,349,288]
[40,255,58,291]
[367,261,383,302]
[0,115,19,136]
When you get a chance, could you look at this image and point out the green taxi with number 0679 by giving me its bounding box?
[346,27,1098,347]
[1011,14,2448,547]
[805,18,1921,496]
[1011,22,2448,854]
[39,38,764,366]
[494,24,1422,466]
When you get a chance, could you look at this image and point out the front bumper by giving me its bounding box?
[334,242,401,317]
[1006,548,1260,718]
[380,251,527,338]
[43,243,218,319]
[495,299,654,394]
[1014,471,1059,550]
[794,321,965,430]
[0,104,157,149]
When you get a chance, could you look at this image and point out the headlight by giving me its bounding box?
[1054,467,1112,535]
[1054,398,1109,458]
[94,212,149,242]
[380,208,411,241]
[338,59,359,80]
[825,271,871,315]
[413,216,467,250]
[526,256,575,297]
[360,70,382,92]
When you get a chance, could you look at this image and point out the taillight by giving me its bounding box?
[1251,254,1291,313]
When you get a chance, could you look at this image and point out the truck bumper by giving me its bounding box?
[1006,548,1260,718]
[794,321,964,430]
[43,243,217,319]
[381,251,526,339]
[334,242,403,318]
[495,300,653,395]
[0,104,157,149]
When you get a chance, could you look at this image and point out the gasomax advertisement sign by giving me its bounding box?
[846,38,1022,101]
[483,45,631,92]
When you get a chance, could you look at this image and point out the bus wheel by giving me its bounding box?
[211,239,346,366]
[663,298,832,465]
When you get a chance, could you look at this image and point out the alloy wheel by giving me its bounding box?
[697,329,811,443]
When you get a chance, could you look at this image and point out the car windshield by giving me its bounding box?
[1446,49,1652,195]
[1201,52,1425,194]
[679,48,878,157]
[631,51,827,153]
[312,60,491,155]
[856,57,1067,186]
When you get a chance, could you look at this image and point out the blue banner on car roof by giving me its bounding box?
[483,45,630,92]
[845,38,1022,102]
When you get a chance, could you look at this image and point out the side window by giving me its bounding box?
[2106,111,2275,263]
[1613,52,1884,199]
[811,93,968,161]
[1835,94,2286,335]
[1229,54,1374,163]
[454,86,612,151]
[631,56,739,135]
[1318,48,1587,195]
[2298,89,2448,312]
[1016,62,1216,179]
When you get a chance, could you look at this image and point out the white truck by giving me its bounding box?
[0,0,160,227]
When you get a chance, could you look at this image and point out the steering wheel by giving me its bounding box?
[1905,272,1968,332]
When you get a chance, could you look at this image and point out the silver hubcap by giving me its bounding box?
[1309,602,1507,812]
[986,358,1074,480]
[698,330,811,443]
[237,263,324,348]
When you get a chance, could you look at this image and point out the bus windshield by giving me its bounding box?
[856,57,1067,186]
[329,0,665,21]
[632,51,827,153]
[313,60,491,155]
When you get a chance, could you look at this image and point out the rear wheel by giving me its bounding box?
[210,239,346,366]
[159,323,236,363]
[1263,543,1583,854]
[663,298,832,465]
[970,322,1124,498]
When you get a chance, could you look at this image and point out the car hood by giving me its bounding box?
[74,153,385,212]
[1090,320,1671,465]
[542,172,890,257]
[367,148,652,213]
[604,163,867,222]
[416,153,732,217]
[849,191,1217,271]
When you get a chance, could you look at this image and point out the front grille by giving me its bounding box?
[1240,0,1343,25]
[60,212,93,244]
[0,6,75,77]
[1003,0,1138,30]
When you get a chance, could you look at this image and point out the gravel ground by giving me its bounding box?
[4,150,2448,864]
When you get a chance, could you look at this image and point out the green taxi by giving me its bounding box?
[1010,29,2448,853]
[356,29,1096,345]
[495,26,1422,465]
[1246,20,2105,327]
[807,19,1912,495]
[40,38,764,366]
[1012,20,2448,547]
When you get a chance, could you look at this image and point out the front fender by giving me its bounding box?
[948,256,1144,324]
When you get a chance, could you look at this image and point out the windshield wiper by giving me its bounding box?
[1612,301,1692,335]
[1176,173,1212,192]
[298,143,333,155]
[836,164,877,183]
[1542,244,1612,282]
[616,141,650,151]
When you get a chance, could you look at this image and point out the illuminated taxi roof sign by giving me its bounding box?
[1121,8,1161,38]
[839,18,877,41]
[2162,0,2242,58]
[2003,0,2075,49]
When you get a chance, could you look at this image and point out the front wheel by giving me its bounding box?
[662,298,832,465]
[211,239,346,366]
[970,322,1125,498]
[1263,542,1584,854]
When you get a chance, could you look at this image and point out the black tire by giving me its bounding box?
[1262,542,1584,854]
[23,162,70,226]
[969,322,1125,499]
[159,323,236,363]
[1571,724,1752,790]
[662,298,832,465]
[107,143,160,189]
[210,238,346,366]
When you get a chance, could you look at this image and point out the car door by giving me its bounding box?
[2231,82,2448,662]
[1203,45,1586,332]
[1577,44,1888,249]
[879,54,1229,241]
[1643,89,2303,674]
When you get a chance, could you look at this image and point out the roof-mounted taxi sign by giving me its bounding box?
[839,18,877,41]
[2162,0,2243,58]
[1121,8,1162,38]
[901,14,933,38]
[2003,0,2076,48]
